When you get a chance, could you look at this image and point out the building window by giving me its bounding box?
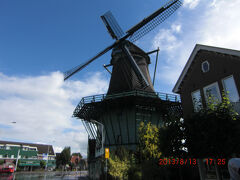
[203,82,221,104]
[22,147,28,151]
[191,90,202,112]
[222,75,239,102]
[202,61,210,73]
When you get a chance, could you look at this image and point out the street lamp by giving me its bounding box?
[45,145,50,171]
[10,121,19,171]
[45,140,55,171]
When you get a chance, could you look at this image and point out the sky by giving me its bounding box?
[0,0,240,157]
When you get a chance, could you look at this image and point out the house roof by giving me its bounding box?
[172,44,240,94]
[0,140,55,156]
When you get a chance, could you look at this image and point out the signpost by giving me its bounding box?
[105,148,109,180]
[105,148,109,159]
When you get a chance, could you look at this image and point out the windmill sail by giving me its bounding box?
[63,0,182,81]
[64,43,115,80]
[101,11,125,40]
[127,0,182,42]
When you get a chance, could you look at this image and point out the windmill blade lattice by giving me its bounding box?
[128,0,182,42]
[64,43,115,80]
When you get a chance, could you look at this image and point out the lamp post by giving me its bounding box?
[15,148,20,171]
[45,145,50,171]
[10,121,19,171]
[45,140,55,171]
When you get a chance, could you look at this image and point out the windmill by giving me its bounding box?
[64,0,182,178]
[64,0,182,88]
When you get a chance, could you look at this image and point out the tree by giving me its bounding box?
[108,156,130,179]
[184,92,240,158]
[40,160,46,169]
[158,114,185,158]
[138,121,161,161]
[108,147,130,180]
[56,147,71,170]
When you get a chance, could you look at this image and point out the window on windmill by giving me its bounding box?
[222,75,239,102]
[203,82,221,104]
[191,89,202,112]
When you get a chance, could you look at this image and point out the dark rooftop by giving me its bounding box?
[0,140,55,156]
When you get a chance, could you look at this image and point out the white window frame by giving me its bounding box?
[191,89,202,112]
[203,82,222,103]
[222,75,239,102]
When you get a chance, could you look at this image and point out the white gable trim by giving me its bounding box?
[172,44,240,93]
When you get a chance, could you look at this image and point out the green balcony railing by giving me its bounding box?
[74,90,181,116]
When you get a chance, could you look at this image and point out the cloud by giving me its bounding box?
[151,0,240,88]
[0,71,108,156]
[183,0,200,9]
[152,23,182,57]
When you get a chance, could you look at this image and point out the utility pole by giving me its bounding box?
[15,148,20,171]
[45,145,50,171]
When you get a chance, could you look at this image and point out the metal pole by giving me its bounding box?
[153,47,160,86]
[105,159,108,180]
[45,145,49,171]
[15,148,20,171]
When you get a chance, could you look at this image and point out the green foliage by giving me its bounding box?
[60,147,71,166]
[56,153,62,168]
[158,114,185,158]
[127,163,142,180]
[206,91,239,120]
[108,156,130,179]
[184,91,240,158]
[56,147,71,168]
[0,159,4,165]
[108,147,130,180]
[40,160,46,169]
[138,121,161,160]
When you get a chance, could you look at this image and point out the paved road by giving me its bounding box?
[0,171,88,180]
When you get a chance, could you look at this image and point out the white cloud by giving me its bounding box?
[151,0,240,88]
[0,71,108,157]
[152,24,182,55]
[183,0,200,9]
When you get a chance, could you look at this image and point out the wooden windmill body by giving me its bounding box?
[63,0,183,178]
